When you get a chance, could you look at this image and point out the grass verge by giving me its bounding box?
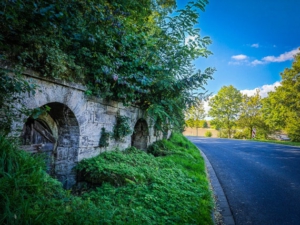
[249,139,300,147]
[0,133,213,225]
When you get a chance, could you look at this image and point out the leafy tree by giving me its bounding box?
[208,85,242,138]
[262,52,300,141]
[185,99,206,135]
[0,0,214,135]
[261,90,287,131]
[237,89,265,139]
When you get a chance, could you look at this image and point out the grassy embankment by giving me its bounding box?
[0,133,213,225]
[250,139,300,147]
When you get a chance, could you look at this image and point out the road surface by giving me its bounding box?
[188,137,300,225]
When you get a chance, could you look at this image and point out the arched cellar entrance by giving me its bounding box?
[21,114,57,174]
[21,102,80,188]
[131,119,149,150]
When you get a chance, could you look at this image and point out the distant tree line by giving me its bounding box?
[185,52,300,142]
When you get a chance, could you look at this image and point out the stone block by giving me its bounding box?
[106,106,118,115]
[86,101,95,111]
[80,135,97,147]
[56,147,69,161]
[55,162,70,175]
[85,110,94,123]
[107,100,119,107]
[94,111,110,124]
[68,147,78,162]
[118,102,125,109]
[58,136,71,147]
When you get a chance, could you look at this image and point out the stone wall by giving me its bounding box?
[183,127,219,137]
[8,69,161,188]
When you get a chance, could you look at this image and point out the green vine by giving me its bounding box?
[0,70,37,135]
[112,115,132,141]
[99,127,110,148]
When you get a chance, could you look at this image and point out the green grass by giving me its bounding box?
[0,133,213,225]
[249,139,300,147]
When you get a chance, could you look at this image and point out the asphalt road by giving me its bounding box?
[188,137,300,225]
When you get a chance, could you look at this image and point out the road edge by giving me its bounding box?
[199,148,236,225]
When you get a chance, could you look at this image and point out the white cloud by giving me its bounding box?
[262,48,300,62]
[251,59,265,66]
[251,43,259,48]
[228,61,243,65]
[240,81,281,98]
[251,47,300,66]
[231,54,248,60]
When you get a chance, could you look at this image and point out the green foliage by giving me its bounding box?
[285,111,300,141]
[233,129,248,139]
[112,115,132,141]
[0,70,37,135]
[262,52,300,141]
[0,132,213,224]
[0,135,107,224]
[0,135,66,224]
[185,99,208,132]
[30,105,51,120]
[208,85,242,138]
[186,119,208,128]
[99,127,110,148]
[204,131,212,137]
[185,99,206,128]
[237,89,268,139]
[217,128,231,138]
[147,139,175,156]
[0,0,214,134]
[76,132,213,224]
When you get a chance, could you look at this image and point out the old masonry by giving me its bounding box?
[9,69,163,189]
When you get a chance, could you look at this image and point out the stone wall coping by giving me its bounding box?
[1,62,141,110]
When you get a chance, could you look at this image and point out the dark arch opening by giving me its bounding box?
[21,102,79,189]
[131,119,149,150]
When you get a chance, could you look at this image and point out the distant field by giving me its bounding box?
[183,128,219,137]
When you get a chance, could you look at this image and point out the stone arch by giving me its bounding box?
[21,102,80,189]
[131,118,149,150]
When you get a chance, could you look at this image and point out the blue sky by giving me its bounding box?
[177,0,300,96]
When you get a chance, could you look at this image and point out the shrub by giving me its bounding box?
[205,131,212,137]
[233,129,248,139]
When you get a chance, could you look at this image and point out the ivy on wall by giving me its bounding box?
[0,70,37,135]
[99,127,110,148]
[112,115,132,141]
